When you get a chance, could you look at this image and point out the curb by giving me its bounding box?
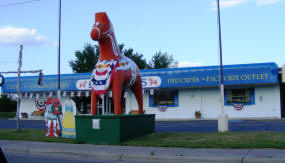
[2,140,285,163]
[5,147,285,163]
[3,147,242,163]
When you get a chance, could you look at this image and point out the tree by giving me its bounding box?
[0,95,17,112]
[70,43,147,73]
[69,43,99,73]
[147,51,178,69]
[118,44,147,69]
[123,48,147,69]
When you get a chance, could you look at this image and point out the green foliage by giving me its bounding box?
[147,51,178,69]
[70,43,148,72]
[123,47,147,69]
[69,43,99,73]
[69,43,180,72]
[0,95,16,112]
[118,44,147,69]
[0,112,16,118]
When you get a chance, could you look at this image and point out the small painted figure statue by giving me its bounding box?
[44,97,62,137]
[62,99,77,138]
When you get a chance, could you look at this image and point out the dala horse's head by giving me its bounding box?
[90,12,121,60]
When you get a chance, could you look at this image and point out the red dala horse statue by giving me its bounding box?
[90,12,143,115]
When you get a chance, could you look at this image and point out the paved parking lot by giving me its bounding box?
[1,119,285,132]
[155,120,285,132]
[0,119,46,130]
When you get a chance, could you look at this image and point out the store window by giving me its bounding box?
[149,90,178,107]
[72,96,91,114]
[225,88,255,105]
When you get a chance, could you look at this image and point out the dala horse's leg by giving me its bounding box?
[112,74,123,115]
[121,90,125,114]
[130,76,144,114]
[91,90,97,115]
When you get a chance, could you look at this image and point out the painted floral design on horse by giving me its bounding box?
[90,12,143,115]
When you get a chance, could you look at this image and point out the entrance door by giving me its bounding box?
[102,92,126,115]
[97,92,126,115]
[103,95,114,114]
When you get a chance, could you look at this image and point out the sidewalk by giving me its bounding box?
[1,140,285,163]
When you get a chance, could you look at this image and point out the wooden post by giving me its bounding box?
[16,45,23,132]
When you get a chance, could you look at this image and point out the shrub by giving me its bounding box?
[0,112,16,118]
[0,95,17,112]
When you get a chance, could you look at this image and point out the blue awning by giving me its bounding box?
[1,62,279,93]
[140,62,279,88]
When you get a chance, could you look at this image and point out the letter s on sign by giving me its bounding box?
[141,76,161,88]
[141,77,147,87]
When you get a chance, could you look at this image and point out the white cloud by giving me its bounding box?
[178,61,203,68]
[0,26,48,46]
[220,0,249,8]
[212,0,248,10]
[257,0,282,6]
[211,0,284,10]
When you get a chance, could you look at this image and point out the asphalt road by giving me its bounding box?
[2,119,285,132]
[5,152,155,163]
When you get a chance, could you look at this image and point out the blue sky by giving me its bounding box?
[0,0,284,77]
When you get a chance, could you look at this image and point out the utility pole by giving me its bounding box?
[216,0,228,132]
[57,0,61,99]
[0,45,43,133]
[16,45,23,132]
[57,0,62,135]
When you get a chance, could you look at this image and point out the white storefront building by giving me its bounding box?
[1,62,285,120]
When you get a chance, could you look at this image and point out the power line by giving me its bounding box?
[0,0,40,8]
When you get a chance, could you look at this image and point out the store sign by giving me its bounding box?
[76,80,92,90]
[141,76,161,88]
[77,76,162,90]
[141,63,279,88]
[0,74,4,86]
[166,73,272,87]
[1,63,279,93]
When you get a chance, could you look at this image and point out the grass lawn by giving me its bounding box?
[122,132,285,149]
[0,129,76,144]
[1,129,285,149]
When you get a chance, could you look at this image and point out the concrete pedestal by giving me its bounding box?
[218,113,228,132]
